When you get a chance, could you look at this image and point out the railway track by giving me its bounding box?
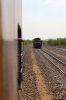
[42,48,66,65]
[38,49,66,76]
[22,45,66,100]
[42,46,66,65]
[43,46,66,56]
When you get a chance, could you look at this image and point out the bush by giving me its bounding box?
[23,40,32,45]
[43,38,66,46]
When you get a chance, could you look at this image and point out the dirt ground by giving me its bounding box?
[22,45,66,100]
[22,45,53,100]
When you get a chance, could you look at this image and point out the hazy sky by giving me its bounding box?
[22,0,66,40]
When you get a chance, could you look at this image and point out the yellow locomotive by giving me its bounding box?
[0,0,23,100]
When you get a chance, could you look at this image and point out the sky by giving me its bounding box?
[22,0,66,40]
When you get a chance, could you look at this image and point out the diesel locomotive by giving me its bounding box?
[0,0,23,100]
[33,38,42,48]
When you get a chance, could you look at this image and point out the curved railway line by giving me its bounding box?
[38,48,66,76]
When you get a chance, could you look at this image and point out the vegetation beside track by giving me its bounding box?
[23,40,32,45]
[23,38,66,48]
[42,38,66,47]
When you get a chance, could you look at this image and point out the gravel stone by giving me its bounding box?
[22,44,66,100]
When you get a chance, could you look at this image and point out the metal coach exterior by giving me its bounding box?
[0,0,23,100]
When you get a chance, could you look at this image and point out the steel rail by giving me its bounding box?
[42,48,66,66]
[38,49,66,76]
[43,46,66,55]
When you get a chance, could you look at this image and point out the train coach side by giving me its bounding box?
[0,0,22,100]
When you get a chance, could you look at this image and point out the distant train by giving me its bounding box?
[33,38,42,48]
